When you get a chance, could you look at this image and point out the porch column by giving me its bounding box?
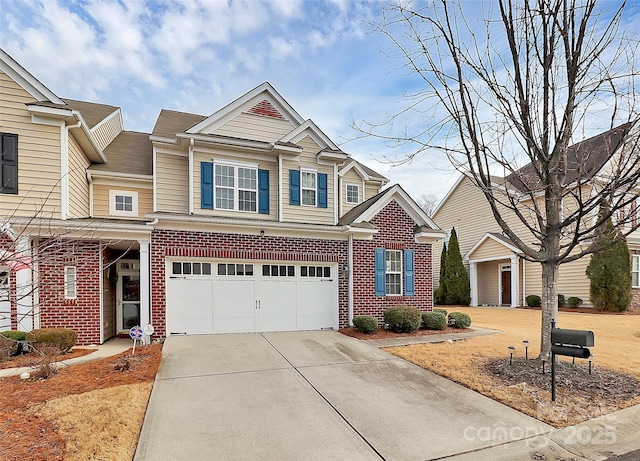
[469,260,478,307]
[15,236,33,331]
[510,255,520,308]
[139,240,150,338]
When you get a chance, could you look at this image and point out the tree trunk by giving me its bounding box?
[540,260,559,358]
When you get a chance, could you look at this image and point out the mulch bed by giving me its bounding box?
[0,348,95,370]
[486,357,640,403]
[0,344,162,461]
[339,326,473,340]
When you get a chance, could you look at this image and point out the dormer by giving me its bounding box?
[338,158,389,217]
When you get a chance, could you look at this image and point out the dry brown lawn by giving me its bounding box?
[386,307,640,427]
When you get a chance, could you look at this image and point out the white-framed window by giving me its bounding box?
[385,250,402,295]
[262,264,295,277]
[214,163,257,212]
[633,255,639,288]
[109,190,138,217]
[64,266,77,299]
[219,263,254,276]
[301,265,331,278]
[346,184,359,204]
[301,170,317,206]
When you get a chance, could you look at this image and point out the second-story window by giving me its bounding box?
[202,162,269,214]
[301,171,317,206]
[346,184,359,204]
[1,133,18,195]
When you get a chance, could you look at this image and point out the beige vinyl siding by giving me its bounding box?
[156,152,188,213]
[192,151,277,221]
[341,169,363,216]
[282,136,335,225]
[364,180,382,201]
[524,256,593,307]
[432,177,501,287]
[477,260,501,305]
[211,113,294,142]
[68,134,90,218]
[471,238,513,260]
[91,112,122,151]
[93,183,152,220]
[0,71,62,216]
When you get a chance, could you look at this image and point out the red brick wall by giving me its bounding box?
[37,239,102,345]
[151,229,349,338]
[352,201,434,324]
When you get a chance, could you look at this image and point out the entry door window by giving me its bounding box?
[122,275,140,330]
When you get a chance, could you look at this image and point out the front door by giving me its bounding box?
[501,268,511,305]
[117,260,140,333]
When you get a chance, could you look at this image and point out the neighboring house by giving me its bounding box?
[432,126,640,310]
[0,49,444,344]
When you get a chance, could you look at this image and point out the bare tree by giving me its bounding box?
[361,0,640,357]
[417,193,440,216]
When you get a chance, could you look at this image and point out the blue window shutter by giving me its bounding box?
[404,249,415,296]
[258,169,269,214]
[375,248,386,296]
[201,162,213,209]
[289,169,300,205]
[318,173,328,208]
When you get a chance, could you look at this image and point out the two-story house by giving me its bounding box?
[0,49,444,344]
[432,125,640,311]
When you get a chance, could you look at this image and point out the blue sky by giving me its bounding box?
[1,0,637,203]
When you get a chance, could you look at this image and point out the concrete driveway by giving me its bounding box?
[134,331,552,461]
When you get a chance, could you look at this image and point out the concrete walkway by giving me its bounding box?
[0,337,132,378]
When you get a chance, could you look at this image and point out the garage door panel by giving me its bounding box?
[297,279,336,330]
[167,278,214,335]
[214,280,255,333]
[259,280,297,332]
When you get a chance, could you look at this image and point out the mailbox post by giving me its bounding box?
[550,321,594,401]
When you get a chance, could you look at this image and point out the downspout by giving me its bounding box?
[333,163,338,225]
[61,119,82,220]
[278,153,283,222]
[338,175,342,218]
[348,233,354,326]
[86,171,94,218]
[152,145,157,211]
[188,138,194,214]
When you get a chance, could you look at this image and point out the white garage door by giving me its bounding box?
[166,261,337,335]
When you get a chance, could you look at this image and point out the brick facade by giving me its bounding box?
[37,239,102,345]
[352,201,434,324]
[150,229,349,338]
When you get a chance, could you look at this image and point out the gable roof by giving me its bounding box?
[0,48,64,104]
[338,184,441,233]
[186,82,305,135]
[506,122,635,192]
[464,232,523,260]
[279,119,340,152]
[62,99,119,129]
[151,109,207,140]
[90,131,153,176]
[338,157,389,183]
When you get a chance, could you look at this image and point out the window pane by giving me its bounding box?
[215,165,234,187]
[301,172,316,188]
[182,263,191,275]
[386,274,401,295]
[301,266,308,277]
[271,265,278,276]
[323,267,331,277]
[288,266,295,277]
[386,251,401,272]
[218,264,227,276]
[309,266,316,277]
[302,189,316,206]
[238,190,256,211]
[346,185,358,203]
[236,264,244,276]
[238,168,257,189]
[192,263,201,275]
[202,263,212,275]
[227,264,235,276]
[172,262,182,275]
[262,265,270,276]
[216,187,234,209]
[245,264,254,276]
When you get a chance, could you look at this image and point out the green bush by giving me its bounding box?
[0,330,27,341]
[433,308,448,317]
[26,328,77,352]
[422,311,447,330]
[353,315,378,334]
[0,335,13,360]
[558,294,566,307]
[567,297,583,308]
[526,295,541,307]
[448,312,472,329]
[383,306,422,333]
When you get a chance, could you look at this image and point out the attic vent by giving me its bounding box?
[248,100,284,119]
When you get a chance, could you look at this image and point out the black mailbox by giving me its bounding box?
[551,329,594,347]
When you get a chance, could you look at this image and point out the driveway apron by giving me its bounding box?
[134,331,551,461]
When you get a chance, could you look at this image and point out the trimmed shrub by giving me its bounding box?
[383,306,422,333]
[448,312,472,329]
[433,308,448,317]
[353,315,378,334]
[422,311,447,330]
[567,297,583,308]
[558,294,566,307]
[0,335,12,360]
[526,295,542,307]
[0,330,27,341]
[26,328,77,353]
